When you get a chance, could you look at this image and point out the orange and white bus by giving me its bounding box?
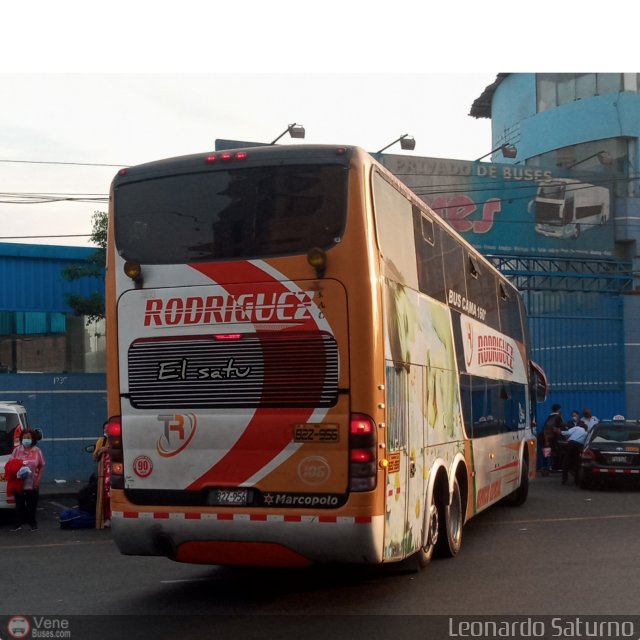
[105,144,547,567]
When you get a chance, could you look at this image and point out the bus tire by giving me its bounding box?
[435,477,463,558]
[416,501,439,568]
[506,458,529,507]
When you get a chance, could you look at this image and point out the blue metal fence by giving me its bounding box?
[525,290,626,424]
[0,373,106,482]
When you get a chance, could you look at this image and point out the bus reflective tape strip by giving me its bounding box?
[592,468,639,474]
[113,511,373,523]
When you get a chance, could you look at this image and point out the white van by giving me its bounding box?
[532,178,610,239]
[0,401,30,508]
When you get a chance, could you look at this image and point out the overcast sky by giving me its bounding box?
[1,2,628,248]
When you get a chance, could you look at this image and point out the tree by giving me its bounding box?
[62,210,107,323]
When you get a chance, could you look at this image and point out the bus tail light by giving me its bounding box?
[349,413,377,492]
[105,416,124,489]
[206,151,248,164]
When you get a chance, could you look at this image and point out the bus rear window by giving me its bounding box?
[114,164,347,263]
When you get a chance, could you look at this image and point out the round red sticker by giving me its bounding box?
[133,455,154,477]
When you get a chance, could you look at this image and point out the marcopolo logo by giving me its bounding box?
[261,492,344,508]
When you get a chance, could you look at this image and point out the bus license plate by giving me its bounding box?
[211,488,248,506]
[294,423,339,443]
[610,456,628,464]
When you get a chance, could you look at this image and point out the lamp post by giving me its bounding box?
[475,143,517,162]
[270,123,306,145]
[376,134,416,154]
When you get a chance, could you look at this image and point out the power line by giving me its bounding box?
[0,234,91,239]
[0,159,128,168]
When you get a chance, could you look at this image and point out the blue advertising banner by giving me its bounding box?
[381,154,614,258]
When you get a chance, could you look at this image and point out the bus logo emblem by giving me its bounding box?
[133,455,154,478]
[156,413,197,457]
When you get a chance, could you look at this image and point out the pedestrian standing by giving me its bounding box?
[582,407,599,432]
[10,429,45,531]
[538,404,564,475]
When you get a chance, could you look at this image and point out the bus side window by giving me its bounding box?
[412,206,446,302]
[442,232,466,301]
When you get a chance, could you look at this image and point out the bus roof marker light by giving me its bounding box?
[235,152,248,160]
[307,247,326,279]
[206,155,217,163]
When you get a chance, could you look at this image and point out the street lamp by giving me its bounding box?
[270,123,306,145]
[376,134,416,154]
[475,143,517,162]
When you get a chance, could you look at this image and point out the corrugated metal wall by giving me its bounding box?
[0,373,106,482]
[525,290,626,424]
[0,243,102,313]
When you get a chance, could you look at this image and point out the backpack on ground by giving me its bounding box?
[59,508,96,529]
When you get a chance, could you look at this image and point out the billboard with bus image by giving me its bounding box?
[530,178,610,239]
[380,154,615,258]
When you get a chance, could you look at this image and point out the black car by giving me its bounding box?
[579,419,640,489]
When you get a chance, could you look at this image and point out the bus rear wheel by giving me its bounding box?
[435,477,463,558]
[416,502,439,568]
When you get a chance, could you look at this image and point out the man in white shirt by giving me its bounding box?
[561,422,588,485]
[582,407,599,432]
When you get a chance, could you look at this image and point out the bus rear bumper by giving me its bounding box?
[111,510,384,566]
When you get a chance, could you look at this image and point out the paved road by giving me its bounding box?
[1,474,639,638]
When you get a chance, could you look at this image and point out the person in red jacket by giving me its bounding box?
[10,429,45,532]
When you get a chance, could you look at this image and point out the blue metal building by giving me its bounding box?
[381,72,640,425]
[470,73,640,422]
[0,242,106,482]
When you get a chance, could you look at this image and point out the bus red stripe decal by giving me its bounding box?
[185,261,321,488]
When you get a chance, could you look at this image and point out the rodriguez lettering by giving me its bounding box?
[477,335,514,371]
[144,292,315,327]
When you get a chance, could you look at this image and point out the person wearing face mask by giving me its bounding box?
[566,410,587,430]
[9,429,46,532]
